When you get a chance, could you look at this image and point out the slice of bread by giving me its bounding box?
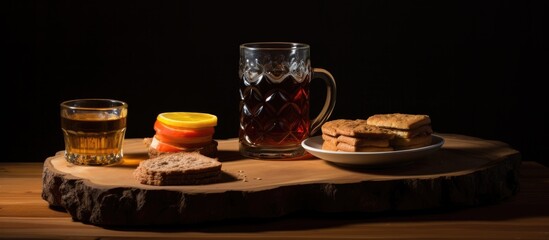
[133,151,222,186]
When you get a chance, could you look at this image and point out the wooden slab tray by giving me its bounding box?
[41,133,521,226]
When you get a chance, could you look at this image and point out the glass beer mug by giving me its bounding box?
[239,42,336,159]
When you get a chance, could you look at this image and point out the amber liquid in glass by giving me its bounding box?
[61,113,126,165]
[239,75,311,157]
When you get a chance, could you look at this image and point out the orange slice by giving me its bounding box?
[157,112,217,128]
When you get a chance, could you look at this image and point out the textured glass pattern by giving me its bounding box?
[239,57,312,147]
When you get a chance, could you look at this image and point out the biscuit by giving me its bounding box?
[322,133,390,149]
[367,113,431,130]
[336,135,390,147]
[320,114,434,152]
[322,140,338,151]
[321,134,338,143]
[334,120,394,139]
[390,125,433,139]
[321,119,354,137]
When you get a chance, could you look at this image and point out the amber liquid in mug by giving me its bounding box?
[239,75,311,148]
[61,113,126,165]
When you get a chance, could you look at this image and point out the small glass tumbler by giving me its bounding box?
[60,99,128,166]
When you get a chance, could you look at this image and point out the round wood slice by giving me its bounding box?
[41,133,521,226]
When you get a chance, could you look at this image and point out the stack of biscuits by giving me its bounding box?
[366,113,433,150]
[321,113,433,152]
[321,119,395,152]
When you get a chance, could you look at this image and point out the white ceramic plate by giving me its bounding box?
[302,135,445,168]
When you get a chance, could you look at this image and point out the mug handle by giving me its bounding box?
[310,68,337,135]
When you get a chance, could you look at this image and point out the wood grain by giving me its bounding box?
[1,141,549,239]
[39,134,522,226]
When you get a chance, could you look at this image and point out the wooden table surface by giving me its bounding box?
[2,157,549,239]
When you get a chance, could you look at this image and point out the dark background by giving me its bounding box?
[2,1,547,166]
